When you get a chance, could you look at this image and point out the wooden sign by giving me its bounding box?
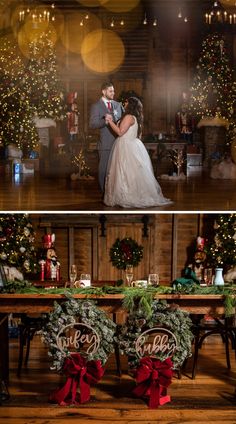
[56,322,100,356]
[135,327,178,359]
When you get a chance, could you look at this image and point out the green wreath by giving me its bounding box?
[110,237,143,270]
[115,300,193,370]
[41,298,116,372]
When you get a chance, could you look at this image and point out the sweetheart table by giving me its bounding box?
[0,292,228,384]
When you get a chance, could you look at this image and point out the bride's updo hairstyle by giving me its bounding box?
[123,96,143,138]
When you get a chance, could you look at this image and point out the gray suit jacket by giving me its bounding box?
[89,98,123,151]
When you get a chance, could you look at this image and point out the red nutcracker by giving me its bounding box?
[175,102,195,143]
[67,92,79,142]
[44,247,60,281]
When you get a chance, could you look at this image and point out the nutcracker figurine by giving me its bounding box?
[193,236,207,283]
[175,102,195,143]
[39,234,60,282]
[67,91,79,143]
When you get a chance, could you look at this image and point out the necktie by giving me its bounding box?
[107,101,112,111]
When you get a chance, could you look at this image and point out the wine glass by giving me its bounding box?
[69,264,77,288]
[148,273,159,287]
[125,265,133,287]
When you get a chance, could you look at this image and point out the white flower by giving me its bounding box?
[20,247,26,253]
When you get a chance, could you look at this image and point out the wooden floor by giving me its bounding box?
[0,171,236,212]
[0,334,235,423]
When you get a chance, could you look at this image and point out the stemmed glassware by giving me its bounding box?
[125,264,133,287]
[69,264,77,288]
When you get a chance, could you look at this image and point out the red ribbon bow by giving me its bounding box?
[49,353,104,406]
[132,357,173,408]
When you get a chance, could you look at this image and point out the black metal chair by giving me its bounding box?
[17,314,45,376]
[190,315,235,379]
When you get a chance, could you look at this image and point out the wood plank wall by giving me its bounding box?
[2,1,236,139]
[29,213,213,285]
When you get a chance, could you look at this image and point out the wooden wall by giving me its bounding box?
[3,1,235,141]
[29,213,215,285]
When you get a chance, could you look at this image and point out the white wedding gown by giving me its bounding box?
[104,116,172,208]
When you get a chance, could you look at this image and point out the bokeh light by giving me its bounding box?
[60,12,101,54]
[77,0,109,7]
[103,0,140,13]
[81,29,125,73]
[10,3,63,43]
[220,0,236,6]
[17,25,58,58]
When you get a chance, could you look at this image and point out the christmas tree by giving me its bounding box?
[27,31,65,121]
[207,214,236,269]
[0,37,39,153]
[189,33,236,143]
[0,214,38,275]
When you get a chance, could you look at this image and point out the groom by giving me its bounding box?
[89,82,124,192]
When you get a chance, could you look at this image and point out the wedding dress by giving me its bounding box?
[104,116,172,208]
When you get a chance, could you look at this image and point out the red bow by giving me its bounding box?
[49,353,104,405]
[132,357,173,408]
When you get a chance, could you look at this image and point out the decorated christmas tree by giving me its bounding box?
[0,214,38,275]
[27,31,65,121]
[189,33,236,143]
[0,37,39,153]
[207,213,236,269]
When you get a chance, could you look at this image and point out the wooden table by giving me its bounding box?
[0,293,227,383]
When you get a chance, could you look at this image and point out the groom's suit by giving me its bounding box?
[89,98,123,191]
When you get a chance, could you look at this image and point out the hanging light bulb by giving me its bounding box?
[153,18,157,26]
[143,13,147,25]
[110,18,115,27]
[120,19,124,26]
[178,8,182,19]
[184,16,188,23]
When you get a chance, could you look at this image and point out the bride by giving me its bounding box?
[103,96,172,208]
